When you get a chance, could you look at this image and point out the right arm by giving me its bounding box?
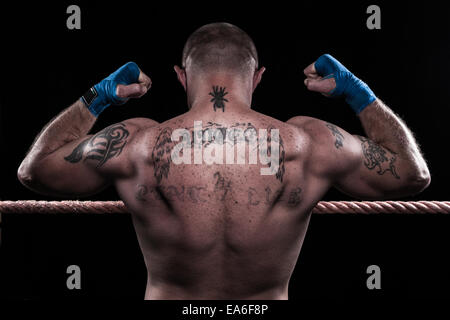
[290,54,430,199]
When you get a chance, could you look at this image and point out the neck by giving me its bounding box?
[187,71,253,112]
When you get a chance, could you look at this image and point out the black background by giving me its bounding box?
[0,0,449,303]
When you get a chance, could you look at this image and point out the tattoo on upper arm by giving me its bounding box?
[64,138,90,163]
[326,123,345,149]
[357,136,400,179]
[209,86,228,112]
[64,122,129,167]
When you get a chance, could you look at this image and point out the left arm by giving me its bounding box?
[18,62,153,197]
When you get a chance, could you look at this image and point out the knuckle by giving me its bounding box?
[116,85,123,97]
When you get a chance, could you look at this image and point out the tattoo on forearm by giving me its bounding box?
[357,136,400,179]
[326,123,344,149]
[209,86,228,112]
[64,123,129,166]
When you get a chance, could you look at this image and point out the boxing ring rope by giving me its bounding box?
[0,200,450,214]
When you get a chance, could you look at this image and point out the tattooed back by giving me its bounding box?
[114,109,331,299]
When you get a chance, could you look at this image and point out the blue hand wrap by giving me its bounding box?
[81,62,140,117]
[314,54,376,114]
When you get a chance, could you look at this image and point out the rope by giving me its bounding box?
[0,200,449,214]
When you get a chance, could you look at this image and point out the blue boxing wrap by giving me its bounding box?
[314,54,376,114]
[80,62,140,117]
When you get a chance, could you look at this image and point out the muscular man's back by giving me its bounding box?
[116,108,325,299]
[17,23,430,300]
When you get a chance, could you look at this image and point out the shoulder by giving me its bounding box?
[286,115,317,127]
[86,118,158,149]
[286,116,334,146]
[286,115,329,130]
[286,116,360,177]
[114,117,159,143]
[121,117,159,130]
[121,118,177,160]
[106,118,159,161]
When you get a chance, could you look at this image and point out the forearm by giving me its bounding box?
[23,100,95,163]
[358,98,429,179]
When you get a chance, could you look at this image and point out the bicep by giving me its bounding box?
[28,121,135,198]
[30,138,108,197]
[298,118,409,200]
[328,128,416,199]
[332,134,406,199]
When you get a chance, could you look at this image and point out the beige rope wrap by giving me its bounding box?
[0,200,449,214]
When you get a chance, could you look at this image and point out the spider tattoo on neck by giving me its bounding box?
[209,86,229,112]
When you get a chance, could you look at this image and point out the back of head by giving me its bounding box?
[182,22,258,76]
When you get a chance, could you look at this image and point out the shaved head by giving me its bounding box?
[182,22,259,75]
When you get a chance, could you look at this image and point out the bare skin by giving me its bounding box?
[18,58,430,300]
